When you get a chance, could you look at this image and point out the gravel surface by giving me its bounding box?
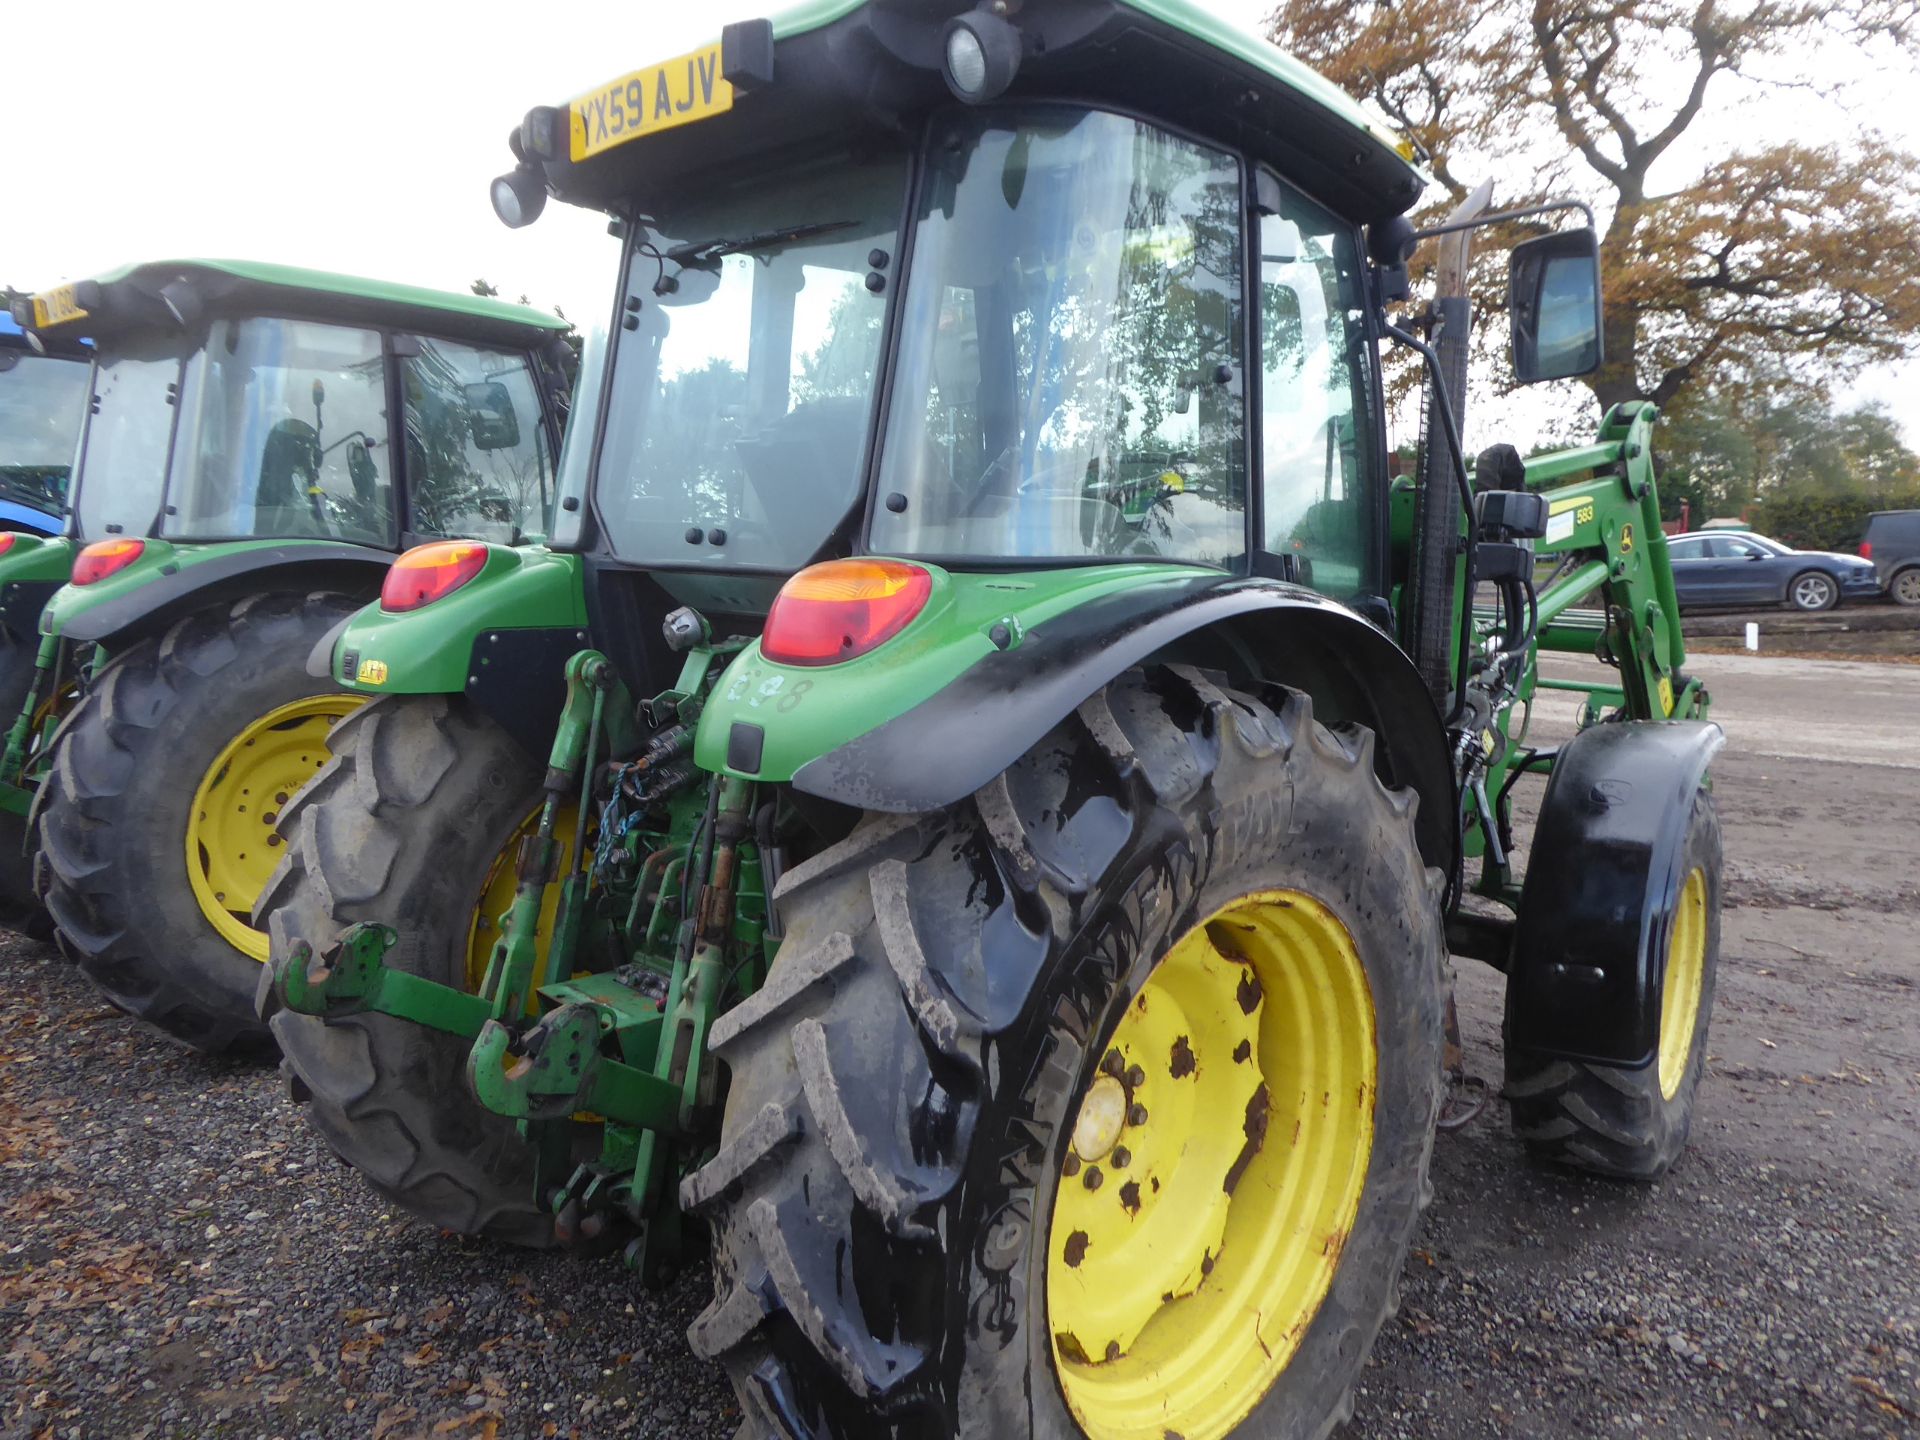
[4,660,1917,1439]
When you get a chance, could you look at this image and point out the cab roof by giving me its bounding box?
[774,0,1420,171]
[22,259,570,350]
[538,0,1428,228]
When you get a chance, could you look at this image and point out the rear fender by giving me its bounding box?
[43,539,393,646]
[1506,719,1725,1068]
[0,536,76,636]
[320,546,589,756]
[696,566,1456,872]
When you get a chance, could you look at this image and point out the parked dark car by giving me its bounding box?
[1861,510,1920,606]
[1665,530,1880,612]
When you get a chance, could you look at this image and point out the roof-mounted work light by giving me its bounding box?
[943,8,1023,102]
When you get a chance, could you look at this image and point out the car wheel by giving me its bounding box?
[1787,570,1839,612]
[1891,567,1920,607]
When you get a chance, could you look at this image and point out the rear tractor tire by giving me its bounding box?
[35,591,363,1054]
[1505,793,1722,1180]
[688,666,1446,1440]
[260,694,581,1249]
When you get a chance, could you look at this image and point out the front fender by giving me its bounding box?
[324,545,588,755]
[43,538,394,645]
[697,564,1456,871]
[1506,718,1725,1068]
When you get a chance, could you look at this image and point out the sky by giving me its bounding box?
[9,0,1916,451]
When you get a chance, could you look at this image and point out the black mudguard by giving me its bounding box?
[792,577,1458,873]
[61,542,392,645]
[1506,719,1725,1068]
[0,580,63,638]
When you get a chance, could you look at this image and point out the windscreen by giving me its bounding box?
[871,109,1248,566]
[403,338,552,543]
[0,352,90,516]
[163,317,393,544]
[72,337,185,540]
[592,148,908,571]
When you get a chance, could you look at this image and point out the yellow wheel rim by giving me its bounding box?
[1657,867,1708,1101]
[1048,890,1377,1440]
[185,694,364,961]
[463,801,584,997]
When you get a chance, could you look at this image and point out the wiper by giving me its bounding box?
[664,220,859,267]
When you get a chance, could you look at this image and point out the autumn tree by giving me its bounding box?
[1269,1,1920,417]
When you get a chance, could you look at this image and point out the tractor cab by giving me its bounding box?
[520,0,1598,676]
[13,261,571,558]
[0,310,89,535]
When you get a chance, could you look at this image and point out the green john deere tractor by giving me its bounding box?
[0,261,571,1049]
[264,4,1723,1435]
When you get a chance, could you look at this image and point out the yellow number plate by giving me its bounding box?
[570,43,732,162]
[31,284,87,329]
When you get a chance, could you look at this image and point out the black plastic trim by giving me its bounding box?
[464,626,585,757]
[792,573,1456,870]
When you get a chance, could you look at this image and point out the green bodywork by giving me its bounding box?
[692,563,1180,782]
[326,544,588,695]
[0,535,76,588]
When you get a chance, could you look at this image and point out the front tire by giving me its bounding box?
[1786,570,1838,612]
[35,591,362,1054]
[260,694,572,1248]
[688,667,1445,1440]
[1504,793,1722,1179]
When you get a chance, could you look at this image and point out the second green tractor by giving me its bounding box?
[3,262,570,1050]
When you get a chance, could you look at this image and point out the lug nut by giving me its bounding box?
[1126,1065,1146,1089]
[1111,1146,1131,1169]
[1129,1104,1149,1126]
[1102,1049,1125,1078]
[1063,1152,1081,1177]
[1083,1166,1103,1191]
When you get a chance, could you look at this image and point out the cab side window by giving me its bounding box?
[1258,186,1377,596]
[402,339,553,543]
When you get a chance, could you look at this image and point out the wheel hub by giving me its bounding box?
[1657,867,1708,1099]
[185,695,363,961]
[1048,890,1377,1440]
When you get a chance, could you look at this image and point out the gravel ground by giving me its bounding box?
[3,660,1917,1440]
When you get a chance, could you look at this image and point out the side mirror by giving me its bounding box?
[1509,230,1603,383]
[465,381,521,451]
[1747,550,1765,561]
[347,440,378,500]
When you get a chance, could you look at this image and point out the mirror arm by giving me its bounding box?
[1410,198,1596,245]
[1383,318,1480,729]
